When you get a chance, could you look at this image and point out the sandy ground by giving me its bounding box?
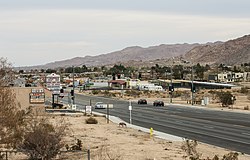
[9,87,250,160]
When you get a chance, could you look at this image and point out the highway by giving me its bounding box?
[64,93,250,154]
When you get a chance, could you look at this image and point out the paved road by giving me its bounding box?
[64,93,250,154]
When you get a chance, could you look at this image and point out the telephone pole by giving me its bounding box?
[72,66,75,105]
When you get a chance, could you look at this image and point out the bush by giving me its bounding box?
[92,90,100,95]
[19,119,66,160]
[181,139,201,160]
[85,117,98,124]
[125,90,141,98]
[239,87,249,94]
[244,106,249,110]
[216,91,233,107]
[172,90,182,98]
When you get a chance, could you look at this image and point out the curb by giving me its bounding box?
[93,111,183,142]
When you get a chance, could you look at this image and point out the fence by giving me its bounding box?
[0,149,91,160]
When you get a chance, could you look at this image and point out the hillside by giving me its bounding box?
[18,43,200,70]
[185,35,250,65]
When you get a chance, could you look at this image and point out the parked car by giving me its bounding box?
[153,100,164,106]
[138,99,147,104]
[95,102,105,109]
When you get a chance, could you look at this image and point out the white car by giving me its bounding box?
[95,102,105,109]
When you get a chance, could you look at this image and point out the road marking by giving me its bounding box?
[203,125,214,129]
[241,132,250,136]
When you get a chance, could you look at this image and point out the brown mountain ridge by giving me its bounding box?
[185,35,250,65]
[17,34,250,70]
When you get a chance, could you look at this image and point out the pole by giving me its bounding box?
[107,103,109,123]
[191,65,194,105]
[170,65,173,103]
[129,101,132,124]
[87,149,90,160]
[72,66,75,105]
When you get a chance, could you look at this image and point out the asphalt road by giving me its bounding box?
[62,93,250,154]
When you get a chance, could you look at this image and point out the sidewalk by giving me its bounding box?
[93,111,183,142]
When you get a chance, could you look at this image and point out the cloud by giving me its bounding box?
[0,9,250,66]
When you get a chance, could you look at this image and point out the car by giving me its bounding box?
[95,102,105,109]
[153,100,164,106]
[138,99,147,104]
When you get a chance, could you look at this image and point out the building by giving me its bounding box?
[218,72,244,82]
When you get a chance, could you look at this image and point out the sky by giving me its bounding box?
[0,0,250,67]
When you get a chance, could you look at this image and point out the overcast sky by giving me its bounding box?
[1,0,250,67]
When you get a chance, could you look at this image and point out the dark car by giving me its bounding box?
[153,100,164,106]
[138,99,147,104]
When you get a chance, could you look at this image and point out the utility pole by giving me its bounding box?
[72,66,75,105]
[170,65,173,103]
[191,65,194,105]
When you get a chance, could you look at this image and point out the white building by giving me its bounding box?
[137,83,163,91]
[218,72,244,82]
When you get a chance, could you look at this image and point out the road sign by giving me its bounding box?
[29,89,45,104]
[86,105,92,114]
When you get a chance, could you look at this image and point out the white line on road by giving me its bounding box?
[241,132,250,136]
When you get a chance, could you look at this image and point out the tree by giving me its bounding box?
[216,91,233,107]
[19,117,66,160]
[194,63,206,80]
[172,65,184,79]
[46,69,56,73]
[0,57,26,148]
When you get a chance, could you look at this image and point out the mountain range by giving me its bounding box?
[18,34,250,70]
[184,35,250,65]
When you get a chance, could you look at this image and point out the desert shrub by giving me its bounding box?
[244,106,249,110]
[94,144,123,160]
[143,90,149,94]
[19,118,66,160]
[181,91,190,101]
[125,90,141,98]
[172,90,182,98]
[85,117,98,124]
[181,139,201,160]
[103,90,110,97]
[208,90,216,94]
[239,87,249,94]
[222,152,239,160]
[66,139,82,151]
[92,90,100,95]
[216,91,233,107]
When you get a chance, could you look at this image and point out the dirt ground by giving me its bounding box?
[9,87,250,160]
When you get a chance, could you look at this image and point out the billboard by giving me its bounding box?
[29,89,45,104]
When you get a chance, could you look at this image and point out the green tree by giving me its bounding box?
[46,69,57,73]
[172,65,184,79]
[216,91,234,107]
[194,63,206,80]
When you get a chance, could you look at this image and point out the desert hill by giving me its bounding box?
[185,35,250,65]
[18,43,200,70]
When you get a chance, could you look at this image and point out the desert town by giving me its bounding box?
[1,62,250,159]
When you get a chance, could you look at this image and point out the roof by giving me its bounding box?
[108,80,126,85]
[158,79,236,87]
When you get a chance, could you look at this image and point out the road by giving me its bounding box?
[63,93,250,154]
